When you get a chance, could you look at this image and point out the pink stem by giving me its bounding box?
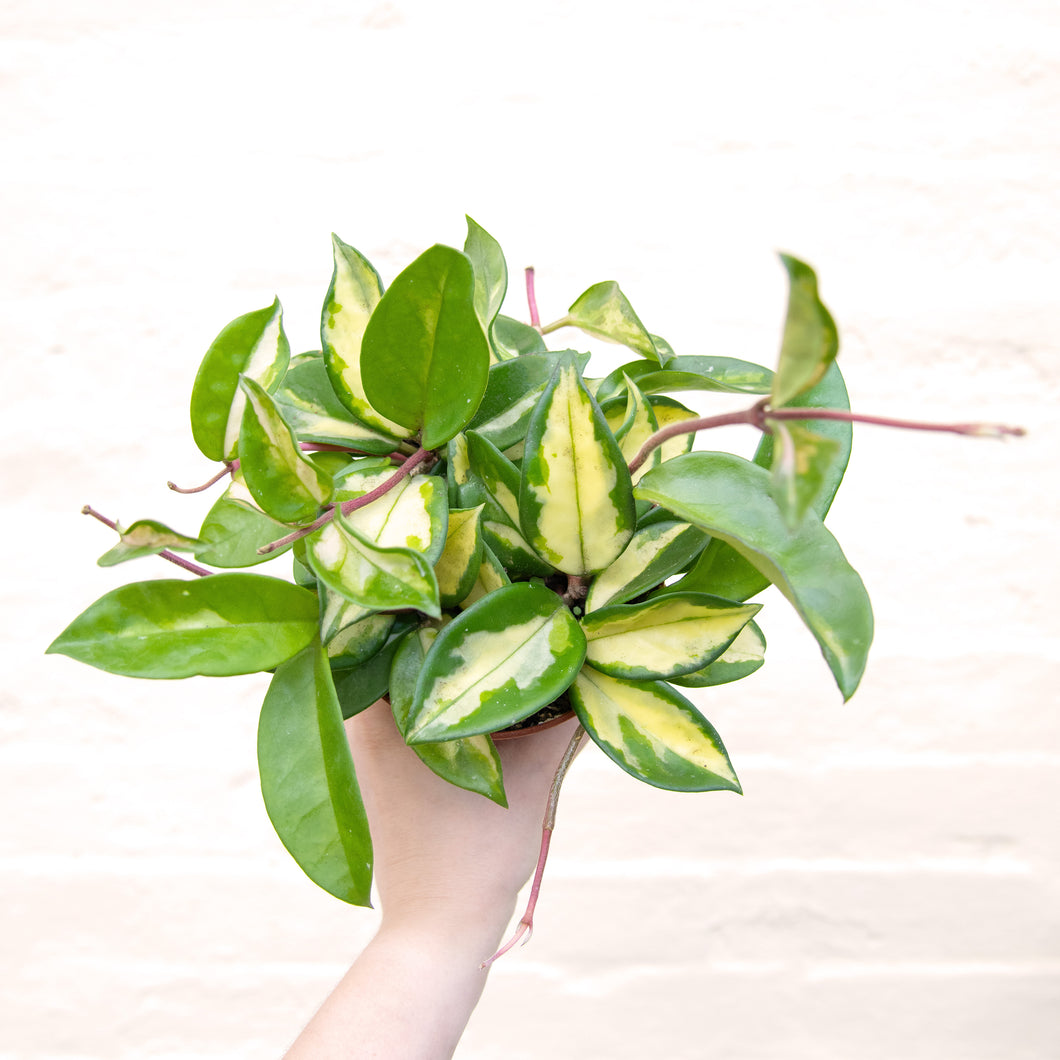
[480,724,586,968]
[168,463,236,494]
[526,267,541,330]
[81,506,213,578]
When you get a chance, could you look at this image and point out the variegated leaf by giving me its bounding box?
[323,606,395,669]
[584,518,708,612]
[390,627,507,805]
[457,543,510,609]
[463,216,507,332]
[321,234,408,438]
[333,466,448,564]
[571,670,741,793]
[671,620,767,688]
[406,581,586,743]
[519,356,636,575]
[560,281,659,361]
[191,298,290,461]
[434,505,485,608]
[581,593,761,680]
[96,519,201,567]
[465,431,522,526]
[305,516,440,618]
[237,376,333,524]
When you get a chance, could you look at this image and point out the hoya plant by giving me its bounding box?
[48,218,1020,963]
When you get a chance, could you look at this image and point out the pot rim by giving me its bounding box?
[492,709,576,741]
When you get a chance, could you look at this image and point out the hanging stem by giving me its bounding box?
[480,723,587,969]
[257,446,436,555]
[626,402,1027,478]
[168,463,236,494]
[81,506,213,578]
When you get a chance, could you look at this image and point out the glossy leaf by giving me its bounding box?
[434,505,484,608]
[680,362,853,602]
[332,624,413,719]
[333,465,448,564]
[361,244,490,450]
[582,593,760,680]
[605,375,660,484]
[519,356,636,575]
[406,581,586,743]
[195,476,292,568]
[258,641,372,904]
[571,670,741,793]
[464,216,507,331]
[492,314,547,358]
[770,254,839,408]
[468,351,590,451]
[584,519,708,613]
[274,351,402,453]
[671,620,767,688]
[323,606,394,669]
[769,420,842,528]
[305,516,441,618]
[649,397,699,463]
[321,234,407,438]
[190,298,290,461]
[237,376,333,523]
[635,452,872,700]
[96,519,201,567]
[595,356,774,404]
[390,627,507,805]
[561,281,658,362]
[457,543,510,609]
[47,574,318,678]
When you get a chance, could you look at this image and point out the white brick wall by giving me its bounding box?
[3,1,1058,1056]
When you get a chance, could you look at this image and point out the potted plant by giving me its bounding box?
[47,217,1021,964]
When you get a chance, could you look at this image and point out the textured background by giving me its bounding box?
[3,1,1058,1057]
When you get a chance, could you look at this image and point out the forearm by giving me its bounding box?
[283,900,516,1060]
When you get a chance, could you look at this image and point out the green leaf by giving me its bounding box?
[361,244,491,450]
[582,593,761,681]
[96,519,201,567]
[305,515,441,618]
[519,356,636,576]
[47,574,319,678]
[195,476,292,568]
[321,234,408,438]
[389,627,507,805]
[237,376,334,523]
[322,608,394,669]
[190,298,291,461]
[434,505,485,608]
[257,641,372,905]
[457,542,510,609]
[561,281,658,362]
[331,623,414,719]
[570,670,741,793]
[584,518,708,612]
[770,254,839,408]
[679,362,853,602]
[492,314,547,358]
[769,420,842,528]
[274,351,402,453]
[649,397,700,463]
[465,431,523,526]
[635,452,872,700]
[406,581,586,743]
[595,356,774,404]
[671,620,767,688]
[464,216,507,331]
[605,375,660,484]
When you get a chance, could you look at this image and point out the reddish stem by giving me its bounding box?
[81,506,212,578]
[256,447,435,555]
[626,403,1026,477]
[480,724,586,968]
[526,267,541,330]
[168,463,237,494]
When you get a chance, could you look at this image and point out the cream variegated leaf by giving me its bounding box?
[571,670,741,793]
[671,620,767,688]
[581,593,761,680]
[519,357,636,575]
[434,505,484,608]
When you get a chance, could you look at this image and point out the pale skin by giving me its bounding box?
[283,699,584,1060]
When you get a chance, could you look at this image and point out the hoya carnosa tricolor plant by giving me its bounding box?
[50,219,1022,954]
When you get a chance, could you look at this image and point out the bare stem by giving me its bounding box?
[627,402,1026,477]
[168,463,236,494]
[480,723,587,969]
[81,506,212,577]
[562,574,589,607]
[525,267,541,330]
[256,447,436,555]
